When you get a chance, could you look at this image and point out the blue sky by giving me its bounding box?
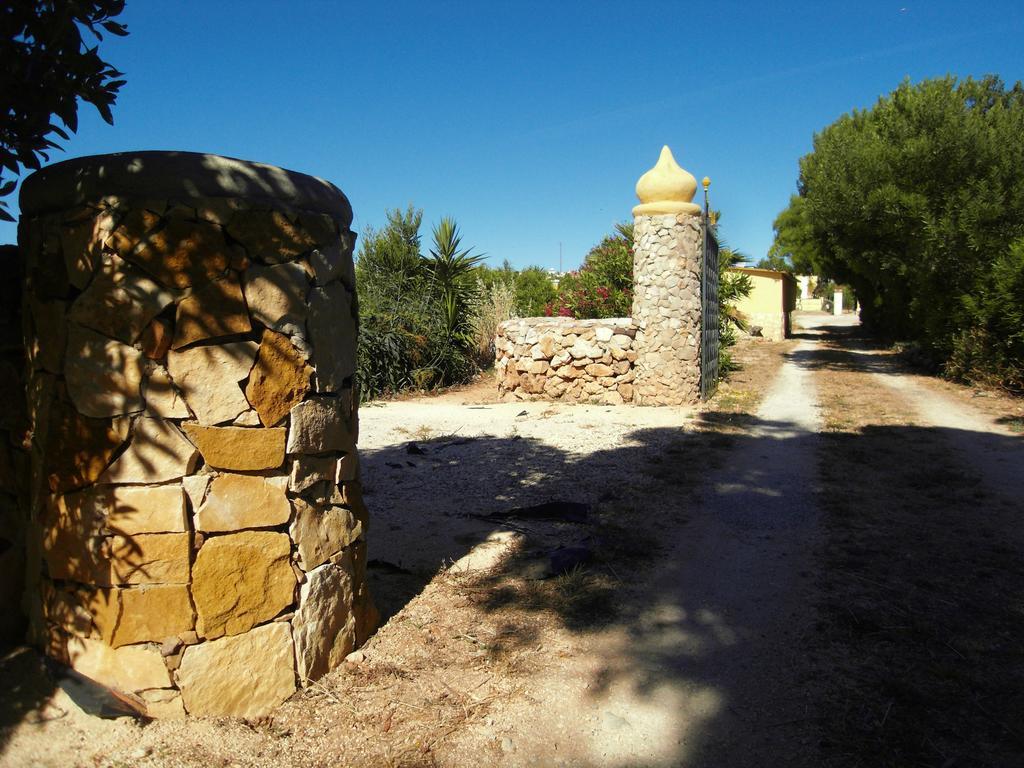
[4,1,1022,270]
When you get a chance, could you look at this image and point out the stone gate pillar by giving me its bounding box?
[18,151,377,718]
[631,146,704,405]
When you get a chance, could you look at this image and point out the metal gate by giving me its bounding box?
[700,208,720,400]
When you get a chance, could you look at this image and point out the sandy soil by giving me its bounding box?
[3,313,1021,767]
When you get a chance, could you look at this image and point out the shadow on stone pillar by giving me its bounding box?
[17,151,377,718]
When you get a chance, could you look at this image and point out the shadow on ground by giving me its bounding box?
[355,387,1024,766]
[4,322,1023,767]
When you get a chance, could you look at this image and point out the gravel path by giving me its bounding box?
[869,362,1023,502]
[457,325,828,767]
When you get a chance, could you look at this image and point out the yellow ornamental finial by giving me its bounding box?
[632,145,701,217]
[702,176,710,190]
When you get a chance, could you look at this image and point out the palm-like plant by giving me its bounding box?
[424,217,485,341]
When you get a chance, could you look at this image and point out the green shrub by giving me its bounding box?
[354,207,484,400]
[946,238,1024,392]
[547,226,633,318]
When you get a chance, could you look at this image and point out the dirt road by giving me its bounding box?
[2,313,1021,767]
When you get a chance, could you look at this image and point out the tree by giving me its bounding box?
[0,1,129,221]
[513,265,556,317]
[765,195,818,274]
[777,74,1024,389]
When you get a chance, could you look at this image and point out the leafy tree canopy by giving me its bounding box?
[773,75,1024,389]
[512,265,556,317]
[762,195,817,273]
[0,0,128,221]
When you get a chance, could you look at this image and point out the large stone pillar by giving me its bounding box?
[18,151,377,718]
[630,146,703,405]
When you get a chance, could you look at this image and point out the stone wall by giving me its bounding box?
[495,147,709,407]
[18,151,377,718]
[495,317,636,404]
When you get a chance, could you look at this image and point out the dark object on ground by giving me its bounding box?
[750,326,763,337]
[405,442,425,455]
[548,545,594,576]
[485,501,591,524]
[367,559,414,575]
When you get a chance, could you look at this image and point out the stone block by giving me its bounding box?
[39,394,129,495]
[289,455,341,494]
[172,274,251,348]
[106,532,191,585]
[192,530,295,639]
[569,340,603,359]
[337,452,359,483]
[226,209,317,263]
[104,207,161,258]
[240,262,309,333]
[308,282,356,391]
[181,475,210,511]
[59,210,106,290]
[292,559,355,683]
[309,229,356,288]
[140,317,173,360]
[105,485,187,535]
[550,350,571,367]
[195,473,291,532]
[528,360,549,375]
[125,216,230,289]
[245,329,312,427]
[139,688,187,719]
[555,364,585,380]
[99,418,199,484]
[290,500,360,571]
[182,424,286,471]
[232,410,262,426]
[176,621,296,718]
[67,636,171,693]
[42,491,106,583]
[520,374,545,394]
[65,324,145,418]
[27,219,70,299]
[297,211,339,247]
[142,361,190,418]
[108,585,195,647]
[585,363,614,377]
[167,341,258,425]
[68,254,176,344]
[27,297,67,373]
[43,583,103,638]
[286,394,355,454]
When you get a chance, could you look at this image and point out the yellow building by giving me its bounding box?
[728,267,798,342]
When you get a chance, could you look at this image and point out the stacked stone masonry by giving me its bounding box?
[495,318,637,404]
[18,152,378,719]
[630,214,703,405]
[496,215,703,406]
